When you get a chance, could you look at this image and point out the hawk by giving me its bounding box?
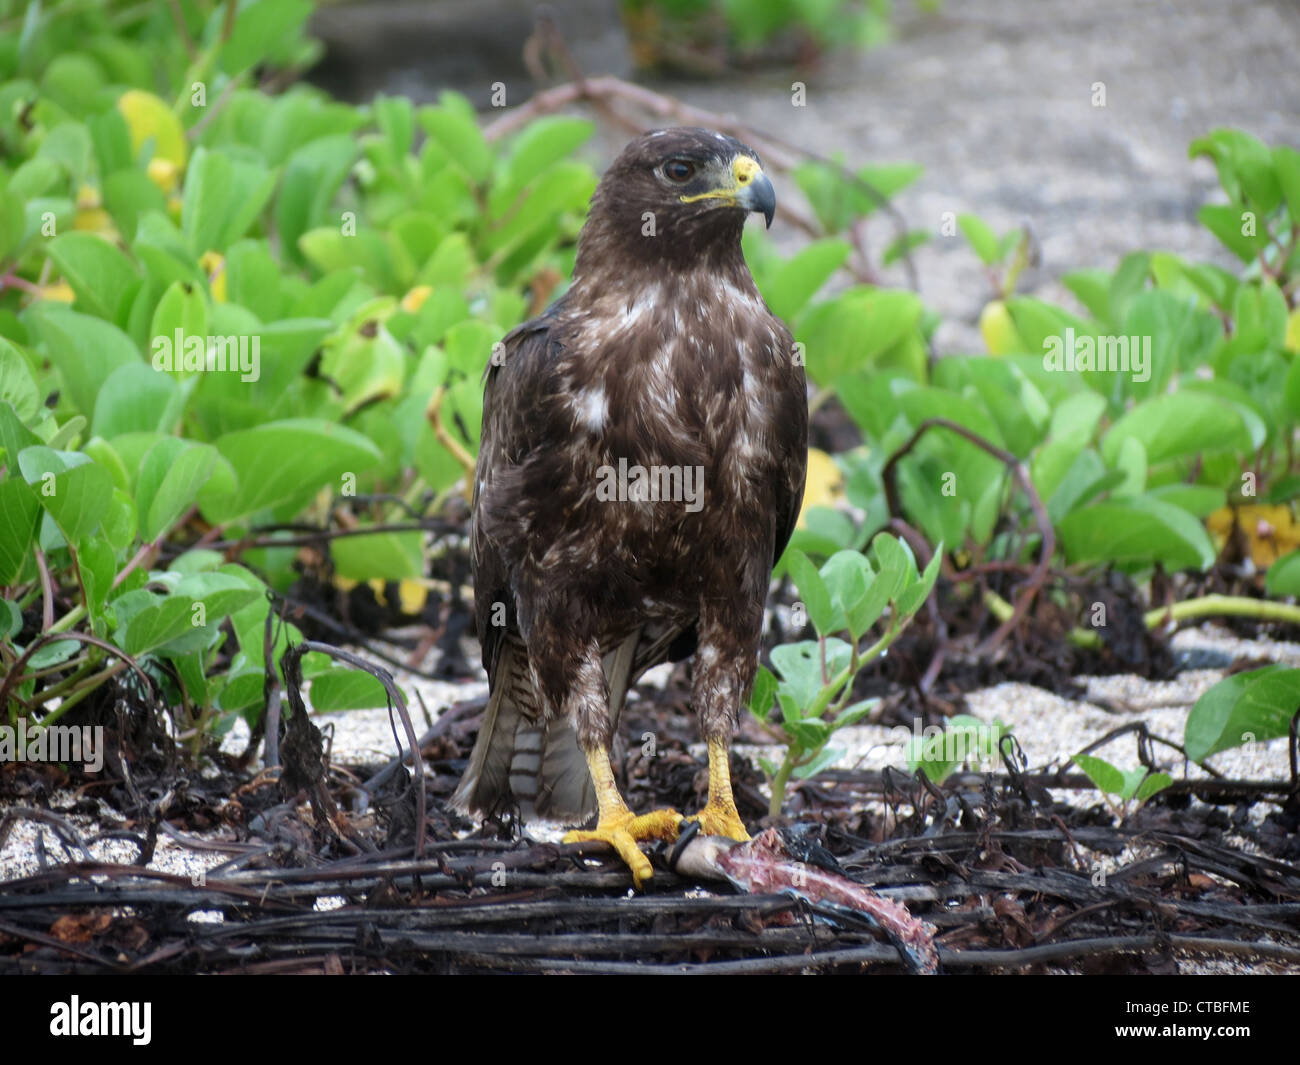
[453,127,808,887]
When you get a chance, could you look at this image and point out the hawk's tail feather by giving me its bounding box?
[451,629,651,824]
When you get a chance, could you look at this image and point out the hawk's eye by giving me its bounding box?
[662,159,696,183]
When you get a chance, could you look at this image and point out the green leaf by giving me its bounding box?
[118,572,262,656]
[0,477,41,583]
[23,306,138,422]
[747,665,778,717]
[136,438,219,541]
[1058,496,1215,570]
[1265,550,1300,597]
[1072,753,1126,796]
[1197,204,1269,263]
[92,363,181,438]
[957,213,1001,265]
[27,639,82,670]
[1185,666,1300,763]
[818,549,870,638]
[181,147,276,255]
[0,598,21,639]
[331,531,424,583]
[1273,145,1300,225]
[45,232,140,323]
[0,339,39,424]
[216,0,313,75]
[199,419,382,524]
[770,638,852,713]
[276,135,360,265]
[420,96,493,185]
[19,448,113,547]
[787,550,836,635]
[309,666,396,711]
[1134,772,1171,802]
[897,546,942,617]
[1101,392,1249,467]
[78,537,117,625]
[497,116,594,205]
[762,239,851,320]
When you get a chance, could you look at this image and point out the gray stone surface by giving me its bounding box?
[659,0,1300,350]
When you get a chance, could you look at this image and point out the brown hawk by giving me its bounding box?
[452,127,808,887]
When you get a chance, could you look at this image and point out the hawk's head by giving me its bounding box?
[575,127,776,275]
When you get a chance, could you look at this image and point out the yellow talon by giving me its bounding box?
[563,746,681,889]
[685,738,751,841]
[564,808,682,889]
[687,799,751,841]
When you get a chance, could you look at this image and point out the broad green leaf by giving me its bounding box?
[45,232,140,324]
[957,213,1000,265]
[1265,550,1300,596]
[332,530,424,582]
[1185,666,1300,762]
[136,438,219,541]
[787,550,836,635]
[0,478,41,583]
[0,338,40,422]
[199,419,382,523]
[23,306,138,422]
[309,667,396,711]
[1101,392,1250,467]
[1058,496,1215,570]
[762,239,851,320]
[92,363,181,438]
[118,572,262,656]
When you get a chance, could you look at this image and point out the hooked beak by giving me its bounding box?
[734,156,776,229]
[678,153,777,228]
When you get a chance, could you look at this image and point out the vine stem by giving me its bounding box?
[983,589,1300,649]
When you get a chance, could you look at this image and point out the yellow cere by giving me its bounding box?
[732,155,761,188]
[678,154,764,206]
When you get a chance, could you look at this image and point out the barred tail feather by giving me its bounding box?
[452,630,648,824]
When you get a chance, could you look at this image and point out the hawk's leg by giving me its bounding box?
[541,638,679,889]
[563,745,681,889]
[684,592,764,842]
[687,737,750,841]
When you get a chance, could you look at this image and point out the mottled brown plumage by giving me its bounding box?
[453,128,807,848]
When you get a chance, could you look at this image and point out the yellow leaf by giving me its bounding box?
[1286,307,1300,353]
[797,447,844,528]
[395,579,428,616]
[1206,504,1300,568]
[979,299,1023,356]
[200,250,227,303]
[35,281,76,303]
[73,208,114,235]
[147,157,180,195]
[401,285,432,313]
[117,90,187,170]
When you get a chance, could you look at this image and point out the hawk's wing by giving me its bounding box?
[455,306,692,820]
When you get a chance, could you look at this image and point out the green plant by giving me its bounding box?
[1184,664,1300,764]
[748,533,940,815]
[906,714,1010,785]
[1072,753,1171,811]
[0,0,603,744]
